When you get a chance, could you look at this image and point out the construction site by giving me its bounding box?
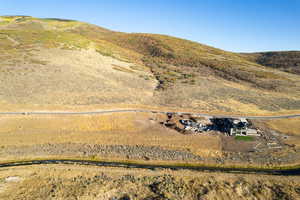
[160,113,260,136]
[158,113,290,154]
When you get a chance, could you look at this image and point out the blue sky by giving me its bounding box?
[1,0,299,52]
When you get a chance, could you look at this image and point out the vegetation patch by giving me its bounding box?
[243,51,300,75]
[40,18,81,30]
[234,136,254,141]
[0,30,91,50]
[0,21,9,26]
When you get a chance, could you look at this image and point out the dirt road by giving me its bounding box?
[0,109,299,119]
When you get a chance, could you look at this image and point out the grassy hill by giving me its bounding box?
[0,16,300,114]
[242,51,300,75]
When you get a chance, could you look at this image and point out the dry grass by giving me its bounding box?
[129,65,150,72]
[264,118,300,148]
[242,51,300,75]
[0,113,221,160]
[67,19,300,113]
[0,48,157,106]
[112,64,135,73]
[0,164,299,200]
[0,16,300,114]
[266,118,300,136]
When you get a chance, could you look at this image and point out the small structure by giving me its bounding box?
[229,118,259,136]
[246,128,259,136]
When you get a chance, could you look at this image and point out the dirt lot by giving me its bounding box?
[0,164,299,200]
[220,136,257,152]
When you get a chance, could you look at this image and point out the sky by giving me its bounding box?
[0,0,299,52]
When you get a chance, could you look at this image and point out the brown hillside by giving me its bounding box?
[0,16,300,114]
[242,51,300,75]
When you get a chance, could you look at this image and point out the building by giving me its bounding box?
[178,117,260,136]
[229,118,259,136]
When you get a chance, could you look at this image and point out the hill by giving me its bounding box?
[241,51,300,75]
[0,16,300,114]
[1,165,300,200]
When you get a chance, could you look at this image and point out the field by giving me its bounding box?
[0,112,300,168]
[266,118,300,136]
[0,113,221,162]
[264,118,300,148]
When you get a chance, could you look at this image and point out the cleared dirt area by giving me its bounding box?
[220,136,257,152]
[0,165,299,200]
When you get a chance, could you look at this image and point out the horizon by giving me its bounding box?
[1,0,299,52]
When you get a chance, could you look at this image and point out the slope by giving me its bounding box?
[0,16,300,114]
[0,16,157,109]
[241,51,300,75]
